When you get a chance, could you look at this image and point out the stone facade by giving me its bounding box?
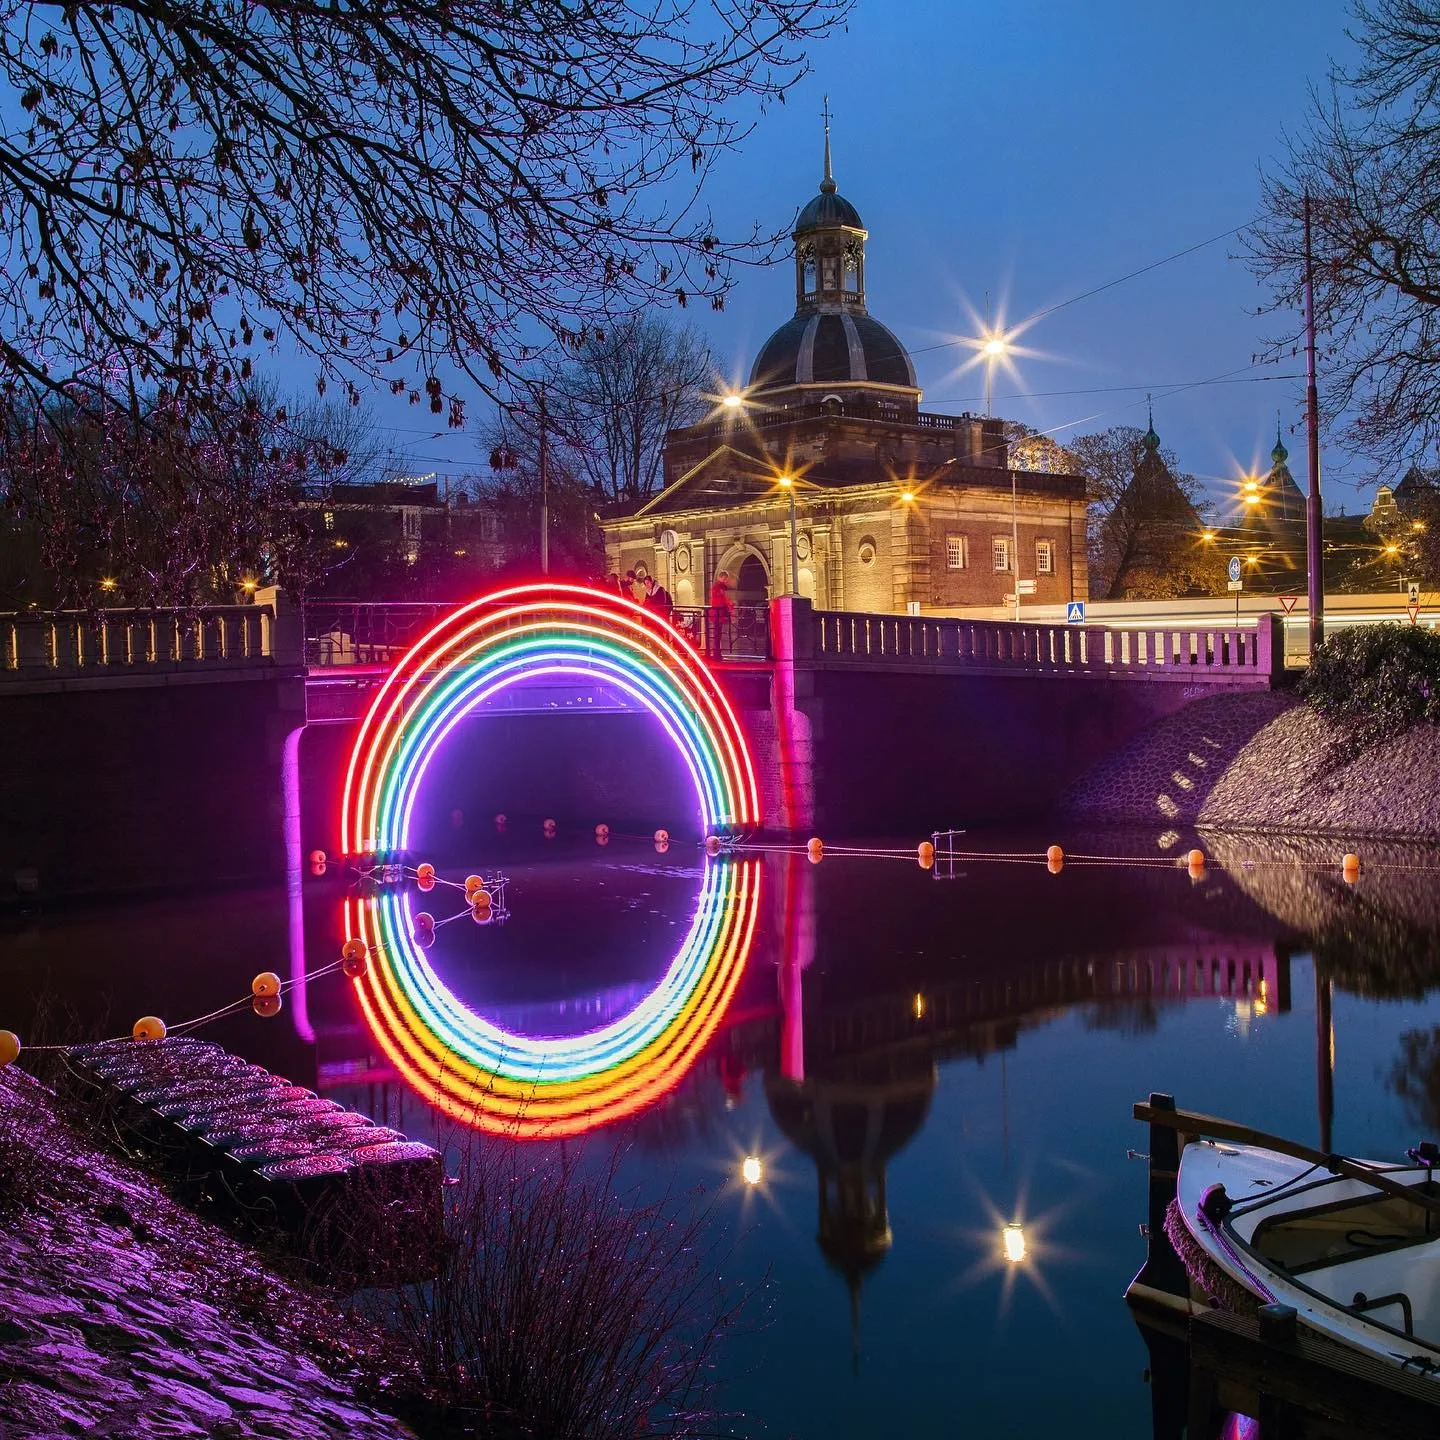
[603,407,1087,614]
[600,137,1088,616]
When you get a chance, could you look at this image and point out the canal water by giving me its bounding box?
[6,824,1440,1437]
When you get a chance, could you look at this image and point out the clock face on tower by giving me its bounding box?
[796,533,812,562]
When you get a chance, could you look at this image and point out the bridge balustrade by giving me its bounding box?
[1,605,276,680]
[807,606,1276,682]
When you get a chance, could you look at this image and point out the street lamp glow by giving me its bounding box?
[982,336,1007,357]
[1201,530,1216,543]
[777,474,794,488]
[721,392,744,409]
[741,1155,763,1186]
[1001,1223,1027,1264]
[99,577,117,591]
[901,490,915,504]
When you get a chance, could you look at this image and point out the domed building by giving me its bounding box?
[600,126,1089,624]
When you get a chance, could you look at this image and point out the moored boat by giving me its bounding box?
[1135,1096,1440,1379]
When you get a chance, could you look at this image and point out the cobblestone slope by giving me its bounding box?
[0,1067,417,1440]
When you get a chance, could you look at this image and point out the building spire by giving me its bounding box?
[1273,410,1288,465]
[821,94,836,194]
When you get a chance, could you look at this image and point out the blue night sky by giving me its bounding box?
[381,1,1373,515]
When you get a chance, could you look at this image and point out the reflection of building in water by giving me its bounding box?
[765,1052,935,1365]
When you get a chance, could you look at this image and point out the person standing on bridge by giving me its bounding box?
[708,570,735,659]
[640,573,674,625]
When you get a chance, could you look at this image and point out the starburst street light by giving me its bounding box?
[1001,1223,1027,1264]
[741,1155,764,1186]
[777,473,800,596]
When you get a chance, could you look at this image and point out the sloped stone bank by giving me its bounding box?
[1062,690,1440,842]
[0,1066,417,1440]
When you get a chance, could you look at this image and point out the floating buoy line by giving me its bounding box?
[0,832,1391,1079]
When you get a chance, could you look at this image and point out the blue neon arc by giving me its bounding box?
[381,637,726,848]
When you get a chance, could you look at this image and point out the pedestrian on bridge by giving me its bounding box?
[708,570,735,659]
[640,573,674,624]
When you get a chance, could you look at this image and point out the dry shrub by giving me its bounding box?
[390,1135,749,1439]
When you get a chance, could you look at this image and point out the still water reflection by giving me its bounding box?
[7,828,1440,1437]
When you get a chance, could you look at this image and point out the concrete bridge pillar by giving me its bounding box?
[768,596,817,834]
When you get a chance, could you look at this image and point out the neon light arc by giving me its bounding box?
[339,581,763,1137]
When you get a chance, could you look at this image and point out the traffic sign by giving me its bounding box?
[1228,556,1242,584]
[1227,580,1243,593]
[1017,579,1037,595]
[1278,595,1298,614]
[1066,600,1086,624]
[1409,602,1421,626]
[1409,582,1421,606]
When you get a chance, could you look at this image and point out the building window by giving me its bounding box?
[322,510,335,532]
[992,536,1011,573]
[402,509,422,540]
[1035,539,1054,574]
[946,534,968,570]
[857,537,877,568]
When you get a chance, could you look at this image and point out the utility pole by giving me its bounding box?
[1304,194,1324,653]
[538,383,549,576]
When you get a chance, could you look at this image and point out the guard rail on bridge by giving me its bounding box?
[806,606,1279,683]
[303,599,772,666]
[0,604,289,689]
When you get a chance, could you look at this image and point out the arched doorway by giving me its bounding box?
[735,553,769,607]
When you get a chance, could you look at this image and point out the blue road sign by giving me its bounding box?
[1066,600,1086,624]
[1228,555,1242,583]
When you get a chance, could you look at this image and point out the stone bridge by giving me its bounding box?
[0,592,1280,896]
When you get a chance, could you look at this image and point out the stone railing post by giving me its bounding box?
[254,585,303,667]
[1255,611,1283,683]
[769,595,816,663]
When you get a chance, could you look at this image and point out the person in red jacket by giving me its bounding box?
[708,569,735,658]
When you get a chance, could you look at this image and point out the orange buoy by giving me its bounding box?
[1047,855,1064,874]
[1342,852,1361,882]
[917,841,935,870]
[470,888,491,907]
[251,971,282,999]
[309,849,326,866]
[807,837,824,863]
[471,900,494,925]
[0,1031,19,1068]
[414,912,435,931]
[1046,845,1064,866]
[416,873,434,892]
[252,993,282,1019]
[342,947,369,977]
[341,938,368,964]
[464,874,486,899]
[415,929,435,949]
[310,861,327,877]
[132,1016,166,1042]
[704,835,722,856]
[595,823,610,839]
[654,828,670,845]
[1187,848,1206,870]
[655,838,671,854]
[416,862,435,884]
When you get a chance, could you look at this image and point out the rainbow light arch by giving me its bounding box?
[339,581,763,1136]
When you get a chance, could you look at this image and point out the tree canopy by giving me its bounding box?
[1249,0,1440,471]
[0,0,847,427]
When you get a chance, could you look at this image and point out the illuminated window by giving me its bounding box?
[992,536,1011,573]
[402,509,422,540]
[1035,539,1054,574]
[946,534,968,570]
[322,510,335,531]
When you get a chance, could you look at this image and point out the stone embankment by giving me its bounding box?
[1063,691,1440,842]
[0,1066,417,1440]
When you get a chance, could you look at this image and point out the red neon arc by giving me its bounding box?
[341,581,762,852]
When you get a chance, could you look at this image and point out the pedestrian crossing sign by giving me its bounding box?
[1066,600,1086,623]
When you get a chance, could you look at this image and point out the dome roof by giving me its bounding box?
[796,188,864,231]
[749,311,917,392]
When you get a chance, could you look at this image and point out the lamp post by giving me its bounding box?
[778,474,799,595]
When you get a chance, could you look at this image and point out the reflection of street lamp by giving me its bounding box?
[1001,1223,1027,1264]
[777,474,799,596]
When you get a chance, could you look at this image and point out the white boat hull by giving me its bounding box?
[1176,1139,1440,1377]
